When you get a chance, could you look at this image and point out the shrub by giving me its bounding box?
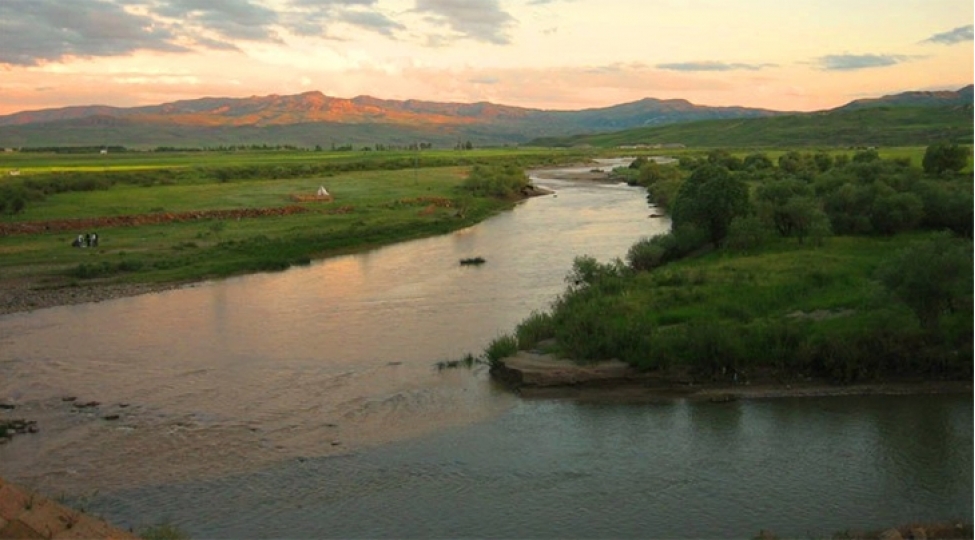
[484,334,519,367]
[515,311,555,349]
[725,214,771,252]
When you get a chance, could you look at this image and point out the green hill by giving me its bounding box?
[528,105,974,148]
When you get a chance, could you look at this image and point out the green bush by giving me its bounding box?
[515,311,555,349]
[462,164,529,198]
[484,334,519,367]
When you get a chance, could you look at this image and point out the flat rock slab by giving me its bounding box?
[496,351,642,387]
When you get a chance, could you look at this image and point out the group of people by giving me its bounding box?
[71,232,99,248]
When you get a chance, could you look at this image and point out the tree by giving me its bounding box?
[869,190,924,236]
[813,151,834,172]
[755,179,812,237]
[671,165,750,248]
[780,197,831,244]
[743,153,774,171]
[638,160,682,187]
[706,149,743,170]
[876,234,973,330]
[922,142,969,175]
[778,151,814,176]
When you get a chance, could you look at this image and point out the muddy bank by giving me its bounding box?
[492,351,973,402]
[0,277,193,317]
[0,476,138,539]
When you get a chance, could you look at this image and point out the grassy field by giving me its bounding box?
[0,149,594,288]
[0,147,592,175]
[528,105,974,148]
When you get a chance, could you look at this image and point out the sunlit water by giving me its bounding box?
[1,163,971,538]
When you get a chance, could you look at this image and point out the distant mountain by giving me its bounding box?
[0,91,785,148]
[0,86,969,149]
[836,85,973,111]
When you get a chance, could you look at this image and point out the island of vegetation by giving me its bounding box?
[483,143,972,397]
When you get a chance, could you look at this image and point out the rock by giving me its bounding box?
[61,396,77,402]
[0,403,15,410]
[102,414,120,421]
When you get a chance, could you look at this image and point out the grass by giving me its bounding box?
[140,521,191,540]
[530,231,972,382]
[0,149,593,288]
[0,147,595,176]
[530,106,974,148]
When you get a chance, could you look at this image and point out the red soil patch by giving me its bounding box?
[0,206,310,236]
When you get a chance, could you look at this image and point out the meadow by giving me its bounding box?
[0,148,594,288]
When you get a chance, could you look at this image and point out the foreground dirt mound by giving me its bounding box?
[0,477,138,539]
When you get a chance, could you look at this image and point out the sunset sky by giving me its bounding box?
[0,0,972,116]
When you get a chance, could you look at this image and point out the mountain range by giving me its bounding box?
[0,85,970,149]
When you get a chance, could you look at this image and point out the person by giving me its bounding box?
[90,232,99,247]
[84,233,91,247]
[72,235,83,247]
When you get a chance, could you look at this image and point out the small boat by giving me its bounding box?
[459,256,486,266]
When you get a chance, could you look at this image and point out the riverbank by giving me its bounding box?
[0,476,138,539]
[492,350,973,402]
[0,277,192,316]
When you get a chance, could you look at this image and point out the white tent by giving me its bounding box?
[317,186,330,197]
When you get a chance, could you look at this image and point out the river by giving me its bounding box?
[0,161,971,538]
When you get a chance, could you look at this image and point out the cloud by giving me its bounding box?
[469,76,500,84]
[282,0,405,39]
[921,25,974,45]
[412,0,516,45]
[289,0,376,6]
[814,54,915,71]
[656,61,777,72]
[337,10,406,36]
[0,0,187,66]
[151,0,282,42]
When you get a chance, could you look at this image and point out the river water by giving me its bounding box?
[0,162,971,538]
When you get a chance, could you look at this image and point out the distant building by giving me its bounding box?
[100,149,109,154]
[8,169,21,176]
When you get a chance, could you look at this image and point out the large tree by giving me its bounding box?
[922,142,969,175]
[671,165,750,248]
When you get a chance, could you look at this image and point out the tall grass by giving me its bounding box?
[484,335,519,368]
